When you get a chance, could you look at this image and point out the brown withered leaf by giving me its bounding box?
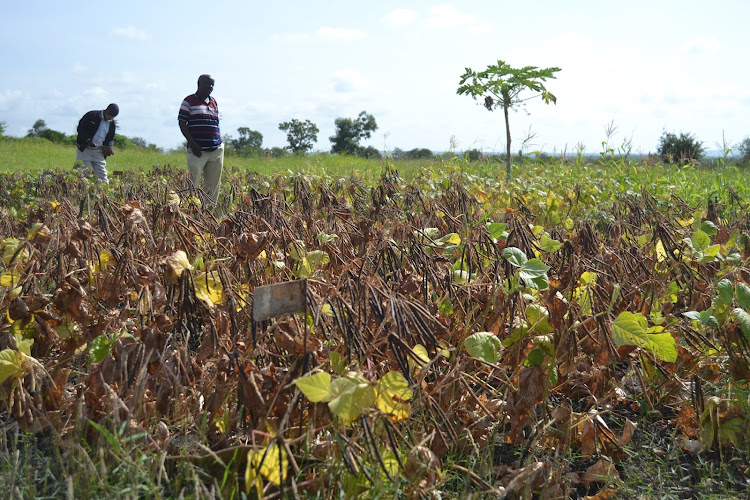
[675,405,700,439]
[504,461,548,498]
[580,459,619,488]
[519,366,544,407]
[544,290,569,328]
[236,232,267,260]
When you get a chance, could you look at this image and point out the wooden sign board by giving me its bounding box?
[252,279,307,322]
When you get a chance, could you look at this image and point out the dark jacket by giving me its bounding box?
[76,110,116,150]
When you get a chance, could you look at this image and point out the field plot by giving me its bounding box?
[1,158,750,499]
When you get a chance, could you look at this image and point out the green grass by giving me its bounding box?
[0,137,431,182]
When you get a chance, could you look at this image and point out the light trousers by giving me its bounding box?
[186,143,224,203]
[76,147,109,183]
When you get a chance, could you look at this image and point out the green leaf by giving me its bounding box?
[87,420,122,454]
[0,349,25,384]
[717,279,734,305]
[486,222,508,242]
[452,269,470,284]
[317,232,339,245]
[700,220,718,235]
[287,240,306,261]
[524,348,545,367]
[305,250,330,268]
[540,234,563,253]
[13,334,33,356]
[464,331,502,364]
[526,304,554,334]
[736,283,750,310]
[732,308,750,337]
[611,311,678,362]
[519,259,550,290]
[294,371,333,403]
[329,351,348,375]
[683,310,719,327]
[690,230,710,252]
[89,335,113,364]
[328,375,373,422]
[502,247,527,267]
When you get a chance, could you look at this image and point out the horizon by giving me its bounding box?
[2,1,749,155]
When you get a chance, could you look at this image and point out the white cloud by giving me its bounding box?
[467,22,494,35]
[0,89,24,111]
[72,62,88,74]
[270,33,310,42]
[425,4,477,29]
[331,69,371,94]
[111,26,149,41]
[83,87,109,99]
[316,27,366,40]
[680,36,721,55]
[381,9,418,26]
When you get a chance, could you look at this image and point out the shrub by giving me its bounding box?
[737,137,750,167]
[657,131,704,164]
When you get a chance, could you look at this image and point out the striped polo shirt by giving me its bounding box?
[178,94,222,151]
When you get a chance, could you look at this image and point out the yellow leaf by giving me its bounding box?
[1,238,29,267]
[0,349,27,384]
[90,250,116,274]
[375,371,413,422]
[27,223,51,242]
[408,344,430,372]
[246,443,288,488]
[194,271,223,306]
[10,317,36,339]
[655,240,667,263]
[0,271,21,287]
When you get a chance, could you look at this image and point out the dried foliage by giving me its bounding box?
[1,163,750,498]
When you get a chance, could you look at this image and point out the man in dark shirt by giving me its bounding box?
[178,74,224,204]
[76,103,119,184]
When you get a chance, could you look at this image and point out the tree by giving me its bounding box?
[0,121,6,136]
[329,111,377,155]
[737,137,750,167]
[229,127,263,156]
[279,119,319,153]
[457,60,560,177]
[656,131,704,164]
[26,119,72,144]
[360,146,382,159]
[404,148,433,159]
[26,119,49,138]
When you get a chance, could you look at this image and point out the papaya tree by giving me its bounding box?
[457,60,560,178]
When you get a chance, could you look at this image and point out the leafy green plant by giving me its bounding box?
[457,60,560,178]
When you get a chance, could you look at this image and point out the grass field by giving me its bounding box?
[0,138,431,183]
[1,138,750,499]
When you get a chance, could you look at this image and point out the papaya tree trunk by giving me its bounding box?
[503,101,511,178]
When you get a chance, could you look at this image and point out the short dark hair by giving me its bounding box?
[106,103,119,117]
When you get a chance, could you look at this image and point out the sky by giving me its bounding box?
[2,1,750,156]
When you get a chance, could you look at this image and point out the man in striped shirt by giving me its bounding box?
[178,74,224,204]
